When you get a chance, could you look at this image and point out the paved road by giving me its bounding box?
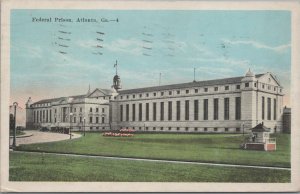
[10,130,82,146]
[13,150,290,171]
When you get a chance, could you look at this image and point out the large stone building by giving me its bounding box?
[26,69,284,133]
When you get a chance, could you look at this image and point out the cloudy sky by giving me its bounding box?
[10,10,291,108]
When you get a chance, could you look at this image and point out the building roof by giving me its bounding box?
[119,74,265,95]
[32,94,86,105]
[251,123,271,132]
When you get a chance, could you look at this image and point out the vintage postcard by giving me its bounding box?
[1,0,300,192]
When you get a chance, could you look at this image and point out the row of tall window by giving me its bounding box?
[89,107,105,113]
[119,85,242,100]
[33,109,105,123]
[33,109,52,123]
[262,97,277,120]
[119,97,241,122]
[89,116,105,124]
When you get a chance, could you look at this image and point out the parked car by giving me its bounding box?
[40,127,49,132]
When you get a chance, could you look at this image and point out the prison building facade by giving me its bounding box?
[26,70,285,133]
[111,70,284,133]
[26,88,118,131]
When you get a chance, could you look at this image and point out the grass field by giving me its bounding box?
[9,152,290,182]
[16,133,290,167]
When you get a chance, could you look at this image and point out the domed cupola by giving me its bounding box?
[245,68,254,77]
[26,97,33,108]
[242,68,256,82]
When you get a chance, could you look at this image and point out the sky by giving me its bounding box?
[10,10,291,109]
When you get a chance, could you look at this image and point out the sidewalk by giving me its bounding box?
[13,150,291,171]
[9,130,82,146]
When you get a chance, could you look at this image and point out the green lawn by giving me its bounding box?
[16,133,291,167]
[9,152,290,182]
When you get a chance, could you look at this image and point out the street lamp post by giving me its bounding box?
[69,112,73,139]
[83,117,86,136]
[12,102,18,148]
[242,122,245,137]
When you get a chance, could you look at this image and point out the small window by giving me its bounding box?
[268,86,271,90]
[139,94,142,98]
[153,93,156,96]
[90,127,93,130]
[146,93,149,97]
[254,83,257,87]
[274,87,276,91]
[280,89,282,92]
[214,128,218,132]
[225,86,229,90]
[214,87,218,91]
[96,108,99,112]
[146,127,149,130]
[120,96,123,99]
[102,108,105,113]
[204,127,207,132]
[169,91,172,95]
[153,127,156,130]
[168,127,172,130]
[74,108,76,112]
[90,108,92,112]
[186,90,189,94]
[236,128,240,132]
[225,128,228,132]
[245,83,249,87]
[185,127,189,131]
[139,127,142,130]
[195,89,198,93]
[194,127,198,131]
[160,127,163,130]
[262,84,265,89]
[161,92,164,96]
[96,126,99,130]
[177,90,180,94]
[177,127,180,131]
[133,95,135,98]
[114,97,116,99]
[204,88,208,92]
[102,127,105,130]
[236,85,240,89]
[126,95,129,99]
[133,127,135,130]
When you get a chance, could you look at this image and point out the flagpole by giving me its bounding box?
[115,60,118,75]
